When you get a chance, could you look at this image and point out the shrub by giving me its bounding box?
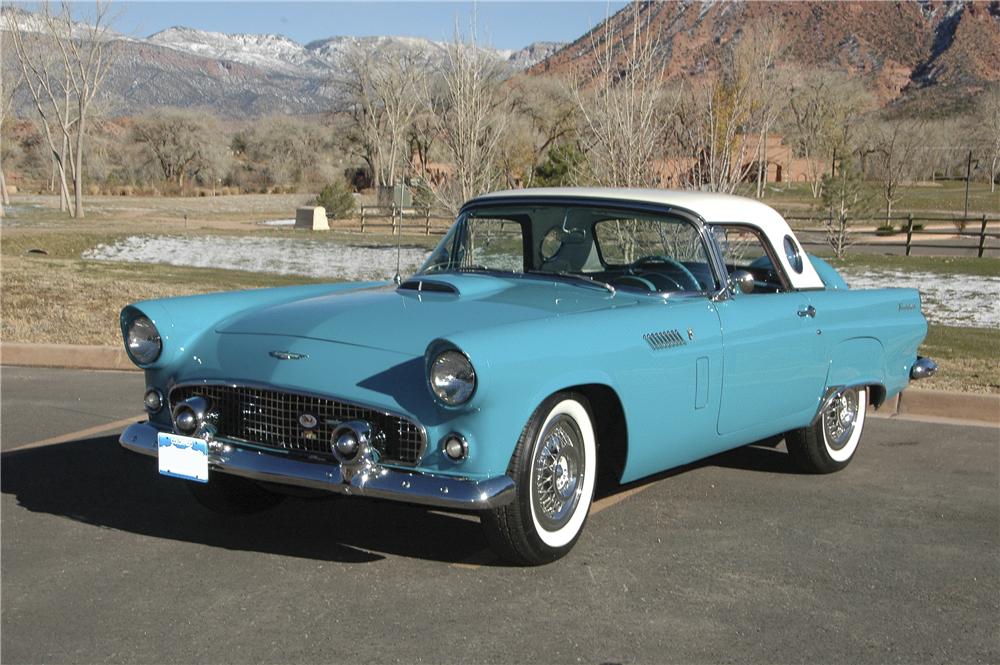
[875,224,896,236]
[315,179,355,219]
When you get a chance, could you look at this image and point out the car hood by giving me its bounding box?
[215,273,633,355]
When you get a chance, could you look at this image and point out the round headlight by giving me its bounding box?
[429,350,476,406]
[126,315,162,365]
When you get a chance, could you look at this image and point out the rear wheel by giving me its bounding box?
[480,392,597,565]
[786,386,867,474]
[186,472,285,515]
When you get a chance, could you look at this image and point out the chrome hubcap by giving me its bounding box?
[823,390,859,450]
[532,415,585,531]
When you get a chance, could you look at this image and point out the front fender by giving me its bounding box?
[121,282,384,370]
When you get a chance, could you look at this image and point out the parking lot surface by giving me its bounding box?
[2,368,997,664]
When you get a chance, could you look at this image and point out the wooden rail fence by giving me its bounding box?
[331,205,453,235]
[782,213,1000,258]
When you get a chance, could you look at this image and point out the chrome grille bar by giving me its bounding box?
[169,384,425,465]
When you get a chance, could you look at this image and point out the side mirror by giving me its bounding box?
[730,269,754,295]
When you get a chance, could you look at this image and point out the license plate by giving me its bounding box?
[158,432,209,483]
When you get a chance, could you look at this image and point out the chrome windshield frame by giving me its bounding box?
[433,195,729,297]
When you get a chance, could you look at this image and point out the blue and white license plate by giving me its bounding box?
[158,432,209,483]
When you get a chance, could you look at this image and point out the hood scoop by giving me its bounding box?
[398,279,459,295]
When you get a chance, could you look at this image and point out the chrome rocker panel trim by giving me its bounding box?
[120,422,514,510]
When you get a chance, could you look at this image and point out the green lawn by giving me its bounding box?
[749,181,1000,217]
[917,325,1000,394]
[822,254,1000,278]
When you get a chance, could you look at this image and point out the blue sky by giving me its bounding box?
[56,1,627,50]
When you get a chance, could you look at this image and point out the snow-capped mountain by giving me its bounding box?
[147,26,562,78]
[1,10,564,118]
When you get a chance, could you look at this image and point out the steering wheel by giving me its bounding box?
[610,275,658,292]
[632,255,701,290]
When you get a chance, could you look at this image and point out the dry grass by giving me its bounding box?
[1,255,323,345]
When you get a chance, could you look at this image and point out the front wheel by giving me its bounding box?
[786,386,868,474]
[480,392,597,565]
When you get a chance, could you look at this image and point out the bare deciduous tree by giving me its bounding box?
[430,24,508,212]
[786,69,873,199]
[973,86,1000,192]
[670,21,785,194]
[573,1,667,188]
[866,119,925,221]
[339,45,428,192]
[0,32,22,211]
[131,109,226,188]
[502,75,578,188]
[5,1,115,218]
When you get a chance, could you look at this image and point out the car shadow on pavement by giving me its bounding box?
[2,436,800,565]
[0,435,490,565]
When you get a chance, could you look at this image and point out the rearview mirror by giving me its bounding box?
[730,269,754,295]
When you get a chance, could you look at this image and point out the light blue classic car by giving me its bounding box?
[119,188,936,564]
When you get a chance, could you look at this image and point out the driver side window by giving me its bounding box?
[593,216,717,292]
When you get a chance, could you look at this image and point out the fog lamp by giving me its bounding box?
[143,388,163,413]
[443,434,468,461]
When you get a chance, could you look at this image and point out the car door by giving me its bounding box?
[711,225,827,436]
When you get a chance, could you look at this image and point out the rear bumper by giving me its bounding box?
[910,356,938,381]
[119,422,514,510]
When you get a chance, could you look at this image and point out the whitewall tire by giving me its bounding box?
[786,386,868,474]
[481,392,597,565]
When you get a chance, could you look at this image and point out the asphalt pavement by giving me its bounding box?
[1,368,997,664]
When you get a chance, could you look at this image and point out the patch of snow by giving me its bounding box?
[842,269,1000,329]
[260,219,296,226]
[84,235,432,281]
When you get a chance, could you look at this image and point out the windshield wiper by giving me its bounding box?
[527,270,615,296]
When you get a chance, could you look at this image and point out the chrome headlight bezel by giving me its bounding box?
[124,313,162,366]
[428,348,477,406]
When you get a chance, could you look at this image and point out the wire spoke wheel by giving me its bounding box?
[531,415,585,532]
[822,389,859,451]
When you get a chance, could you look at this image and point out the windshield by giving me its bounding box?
[418,202,720,294]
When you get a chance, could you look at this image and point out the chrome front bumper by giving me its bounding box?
[119,422,514,510]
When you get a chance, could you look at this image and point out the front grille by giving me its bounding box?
[169,384,425,465]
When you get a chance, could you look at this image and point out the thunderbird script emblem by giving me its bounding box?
[269,351,307,360]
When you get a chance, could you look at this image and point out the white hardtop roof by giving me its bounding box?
[472,187,787,226]
[471,187,825,290]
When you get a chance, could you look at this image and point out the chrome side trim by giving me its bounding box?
[119,422,515,511]
[910,356,938,381]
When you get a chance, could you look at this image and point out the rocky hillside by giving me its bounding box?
[531,0,1000,116]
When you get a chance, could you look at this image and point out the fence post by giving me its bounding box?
[424,207,431,235]
[979,215,988,258]
[360,206,366,233]
[905,213,914,257]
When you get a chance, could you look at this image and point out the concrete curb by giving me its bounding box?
[2,343,997,426]
[1,343,136,371]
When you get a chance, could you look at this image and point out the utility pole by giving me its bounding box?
[964,149,973,221]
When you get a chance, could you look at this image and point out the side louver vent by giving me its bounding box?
[643,330,686,350]
[398,279,459,294]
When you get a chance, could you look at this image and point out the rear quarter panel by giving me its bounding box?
[808,287,927,402]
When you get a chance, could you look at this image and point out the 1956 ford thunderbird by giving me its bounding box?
[119,188,936,564]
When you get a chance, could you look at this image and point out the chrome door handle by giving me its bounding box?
[797,305,816,318]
